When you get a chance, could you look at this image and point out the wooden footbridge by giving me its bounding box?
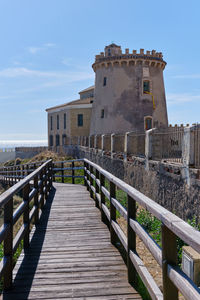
[0,159,200,300]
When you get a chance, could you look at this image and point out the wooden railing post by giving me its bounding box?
[26,164,29,177]
[44,167,48,201]
[48,161,53,190]
[162,225,178,300]
[127,195,137,285]
[14,166,17,184]
[52,162,55,182]
[4,197,13,290]
[72,161,75,184]
[22,165,24,180]
[89,165,93,198]
[34,175,39,224]
[110,181,117,245]
[61,162,64,183]
[84,161,87,186]
[100,173,107,223]
[23,183,30,249]
[86,162,89,191]
[40,170,44,209]
[95,169,99,208]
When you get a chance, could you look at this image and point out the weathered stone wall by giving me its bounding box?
[0,151,16,163]
[62,145,200,222]
[15,147,48,159]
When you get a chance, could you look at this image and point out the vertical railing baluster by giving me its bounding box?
[100,173,106,223]
[49,161,53,189]
[162,225,178,300]
[72,161,75,184]
[89,165,93,198]
[23,183,30,249]
[61,162,64,183]
[52,162,55,182]
[84,161,87,187]
[40,170,44,209]
[86,162,89,191]
[44,167,48,201]
[110,181,117,245]
[95,169,99,208]
[127,195,137,285]
[4,197,13,290]
[34,175,39,224]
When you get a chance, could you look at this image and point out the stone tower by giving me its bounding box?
[90,43,168,135]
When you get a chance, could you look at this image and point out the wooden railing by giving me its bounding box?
[52,159,84,183]
[0,159,52,290]
[0,158,200,299]
[83,158,200,300]
[0,160,46,185]
[0,159,85,186]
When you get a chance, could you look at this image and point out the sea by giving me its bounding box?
[0,140,48,151]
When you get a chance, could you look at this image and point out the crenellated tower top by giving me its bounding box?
[92,44,166,71]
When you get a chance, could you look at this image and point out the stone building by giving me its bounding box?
[90,43,168,135]
[46,43,168,146]
[46,86,94,147]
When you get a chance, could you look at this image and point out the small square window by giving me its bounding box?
[103,77,107,86]
[101,109,104,118]
[77,114,83,127]
[143,81,150,93]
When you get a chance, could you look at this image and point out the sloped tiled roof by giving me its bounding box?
[46,97,92,112]
[79,85,94,94]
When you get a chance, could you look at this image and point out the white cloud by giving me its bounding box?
[44,43,56,48]
[62,58,73,66]
[0,67,93,80]
[172,74,200,79]
[28,47,43,54]
[28,43,56,54]
[167,93,200,104]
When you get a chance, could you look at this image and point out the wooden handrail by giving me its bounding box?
[0,159,53,290]
[0,157,199,298]
[83,158,200,300]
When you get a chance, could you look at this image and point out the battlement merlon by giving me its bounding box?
[93,44,166,71]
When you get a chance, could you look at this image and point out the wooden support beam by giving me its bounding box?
[110,181,117,245]
[127,195,137,286]
[162,225,178,300]
[23,183,30,249]
[3,197,13,290]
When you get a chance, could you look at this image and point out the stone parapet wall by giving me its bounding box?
[61,144,200,222]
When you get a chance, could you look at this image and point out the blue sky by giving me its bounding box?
[0,0,200,141]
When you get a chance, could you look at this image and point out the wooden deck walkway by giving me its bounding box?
[3,183,141,300]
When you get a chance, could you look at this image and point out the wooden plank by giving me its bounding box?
[5,182,141,300]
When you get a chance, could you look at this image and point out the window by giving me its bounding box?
[49,135,53,146]
[103,77,107,86]
[144,117,153,130]
[50,116,53,131]
[77,114,83,127]
[108,48,111,56]
[62,134,66,145]
[64,113,66,129]
[56,134,60,146]
[143,80,150,93]
[57,115,59,130]
[101,109,104,118]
